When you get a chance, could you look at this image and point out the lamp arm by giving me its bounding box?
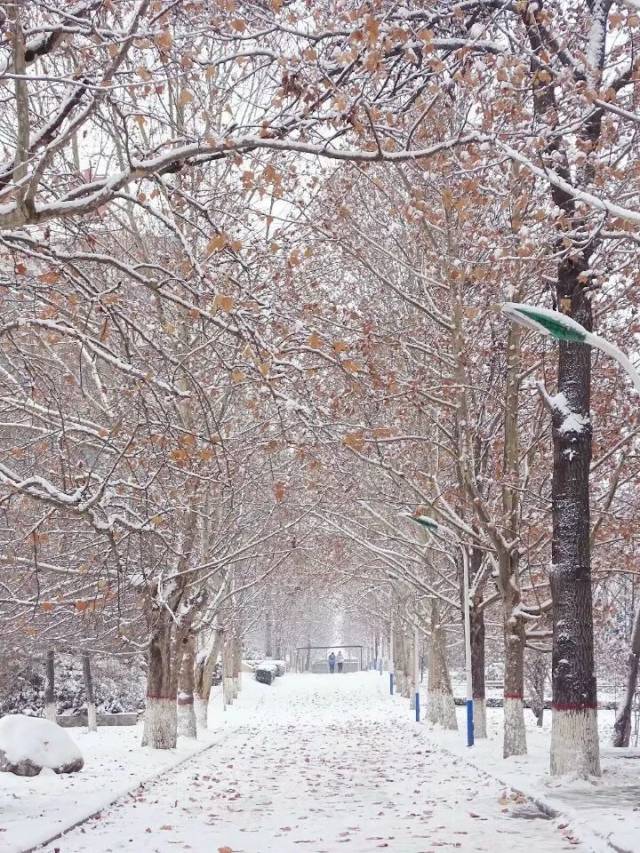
[587,331,640,396]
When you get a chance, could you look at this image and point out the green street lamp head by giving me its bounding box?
[501,302,588,344]
[407,514,440,533]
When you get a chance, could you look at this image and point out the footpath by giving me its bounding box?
[404,683,640,853]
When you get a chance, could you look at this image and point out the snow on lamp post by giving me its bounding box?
[408,514,474,747]
[501,303,640,394]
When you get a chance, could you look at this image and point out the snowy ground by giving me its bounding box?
[426,687,640,853]
[1,672,600,853]
[0,717,218,853]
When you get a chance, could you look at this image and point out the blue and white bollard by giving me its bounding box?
[466,698,474,747]
[415,691,420,722]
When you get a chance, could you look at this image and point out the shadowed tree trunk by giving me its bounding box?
[178,632,197,738]
[520,0,604,779]
[613,604,640,747]
[44,650,56,723]
[82,651,97,732]
[469,546,487,738]
[470,603,487,739]
[549,259,600,777]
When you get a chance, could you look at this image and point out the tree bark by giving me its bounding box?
[194,626,224,729]
[400,632,411,699]
[232,636,242,697]
[82,651,97,732]
[44,649,56,723]
[142,611,177,749]
[427,603,457,729]
[178,632,197,738]
[223,635,234,707]
[469,546,487,738]
[503,579,527,758]
[500,321,527,758]
[613,603,640,747]
[265,607,273,658]
[470,602,487,739]
[527,651,548,729]
[550,260,600,777]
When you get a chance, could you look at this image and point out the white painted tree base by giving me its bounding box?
[87,703,97,733]
[45,703,57,723]
[473,698,487,739]
[551,707,601,777]
[142,698,177,749]
[223,677,234,707]
[177,698,197,738]
[427,690,458,730]
[194,694,208,729]
[503,697,527,757]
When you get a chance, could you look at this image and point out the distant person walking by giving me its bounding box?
[337,651,344,673]
[328,651,336,674]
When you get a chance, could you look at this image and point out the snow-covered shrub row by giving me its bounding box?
[0,652,145,716]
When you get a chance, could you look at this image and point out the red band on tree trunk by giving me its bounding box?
[504,693,523,700]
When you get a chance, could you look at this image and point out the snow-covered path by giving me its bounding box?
[40,673,585,853]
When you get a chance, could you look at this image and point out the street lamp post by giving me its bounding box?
[408,514,474,747]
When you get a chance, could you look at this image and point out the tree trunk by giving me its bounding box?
[265,609,273,658]
[409,632,417,709]
[500,320,527,758]
[396,632,410,698]
[427,603,457,729]
[470,603,487,739]
[194,626,224,729]
[469,545,487,739]
[503,595,527,758]
[178,633,197,738]
[550,262,600,777]
[143,612,177,749]
[223,635,234,707]
[613,603,640,747]
[44,650,56,723]
[82,651,97,732]
[232,636,242,697]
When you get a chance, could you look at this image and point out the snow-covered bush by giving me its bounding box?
[255,662,278,685]
[0,715,84,776]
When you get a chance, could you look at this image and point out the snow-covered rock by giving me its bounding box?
[0,714,84,776]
